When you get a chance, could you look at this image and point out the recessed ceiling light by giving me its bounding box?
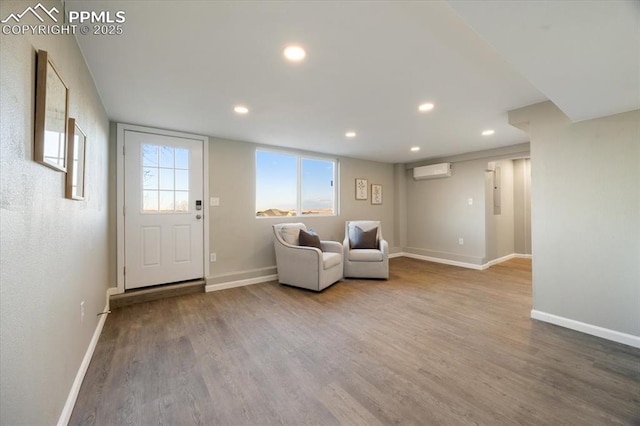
[482,129,495,136]
[411,146,420,152]
[234,105,249,114]
[283,45,306,62]
[345,131,356,138]
[418,103,434,112]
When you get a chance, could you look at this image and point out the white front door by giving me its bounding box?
[124,130,204,289]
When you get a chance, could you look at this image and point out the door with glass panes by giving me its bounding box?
[123,130,204,289]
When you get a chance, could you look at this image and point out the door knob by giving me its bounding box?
[196,214,202,219]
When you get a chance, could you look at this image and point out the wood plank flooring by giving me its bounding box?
[109,279,205,309]
[70,258,640,425]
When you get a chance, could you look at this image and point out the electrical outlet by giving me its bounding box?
[210,253,217,262]
[80,301,85,325]
[458,238,464,245]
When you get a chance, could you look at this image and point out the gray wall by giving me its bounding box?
[513,158,532,254]
[405,148,532,266]
[405,158,488,265]
[393,163,408,250]
[0,0,110,423]
[207,137,396,283]
[510,101,640,337]
[485,160,515,262]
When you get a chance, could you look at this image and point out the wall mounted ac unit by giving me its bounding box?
[413,163,453,180]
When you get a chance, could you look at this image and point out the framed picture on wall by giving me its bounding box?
[371,184,382,205]
[66,118,87,200]
[355,178,368,200]
[34,50,69,172]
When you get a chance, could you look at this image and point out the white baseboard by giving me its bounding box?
[531,309,640,349]
[401,252,485,270]
[106,286,121,309]
[57,302,110,426]
[205,274,278,292]
[484,253,533,268]
[484,253,516,269]
[399,252,531,270]
[206,252,527,291]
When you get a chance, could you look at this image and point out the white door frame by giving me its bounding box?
[115,123,209,294]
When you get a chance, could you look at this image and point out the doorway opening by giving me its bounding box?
[485,158,531,263]
[115,123,210,294]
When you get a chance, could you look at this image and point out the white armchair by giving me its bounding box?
[343,220,389,279]
[273,223,343,291]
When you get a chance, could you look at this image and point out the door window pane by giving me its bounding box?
[140,144,190,213]
[159,146,174,168]
[175,170,189,191]
[175,191,189,212]
[175,148,189,169]
[143,167,158,190]
[159,191,174,212]
[142,144,158,166]
[159,169,174,190]
[143,190,159,212]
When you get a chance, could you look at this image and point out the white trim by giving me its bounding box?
[203,137,210,279]
[57,303,110,426]
[531,309,640,349]
[205,274,278,292]
[106,286,121,308]
[389,252,403,259]
[484,253,517,268]
[116,123,209,293]
[398,252,532,270]
[401,252,485,270]
[482,253,532,268]
[515,253,532,259]
[116,124,125,293]
[208,265,276,281]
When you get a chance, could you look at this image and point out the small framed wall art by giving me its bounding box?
[66,118,87,200]
[34,50,69,172]
[371,184,382,205]
[355,178,368,200]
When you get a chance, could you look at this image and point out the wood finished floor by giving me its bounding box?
[70,258,640,425]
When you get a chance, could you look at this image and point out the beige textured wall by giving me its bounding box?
[513,158,531,254]
[0,1,110,424]
[485,159,515,262]
[405,158,488,265]
[511,101,640,336]
[207,137,395,282]
[393,163,408,250]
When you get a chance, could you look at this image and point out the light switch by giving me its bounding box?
[468,198,473,206]
[210,197,220,206]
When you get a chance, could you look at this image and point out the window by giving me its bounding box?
[141,144,190,213]
[256,150,337,217]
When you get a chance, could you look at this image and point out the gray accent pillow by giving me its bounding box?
[352,226,378,249]
[299,229,322,251]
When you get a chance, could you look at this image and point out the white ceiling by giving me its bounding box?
[447,0,640,123]
[68,1,638,163]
